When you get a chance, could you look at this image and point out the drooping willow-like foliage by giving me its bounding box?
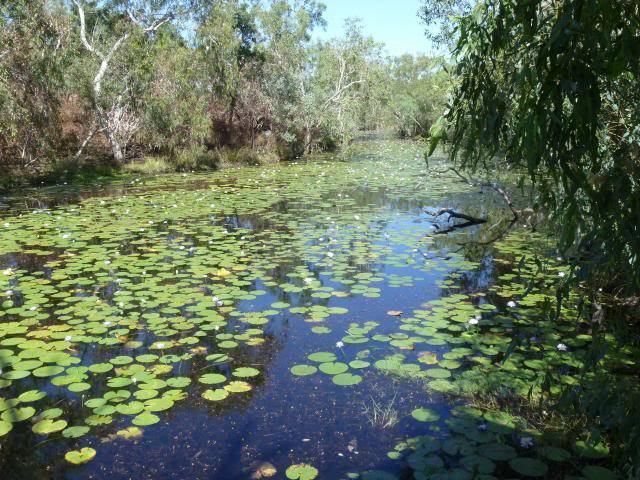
[429,0,640,293]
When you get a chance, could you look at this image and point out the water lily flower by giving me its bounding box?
[132,377,137,384]
[104,260,111,265]
[65,335,73,342]
[29,306,37,311]
[468,317,479,326]
[303,277,314,285]
[327,252,334,258]
[507,300,517,308]
[156,343,165,349]
[2,268,13,276]
[558,271,566,277]
[354,214,360,220]
[520,437,534,448]
[103,321,112,327]
[212,295,223,306]
[336,341,344,349]
[557,343,568,351]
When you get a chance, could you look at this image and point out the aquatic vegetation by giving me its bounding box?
[0,138,633,478]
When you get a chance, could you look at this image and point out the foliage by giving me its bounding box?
[387,54,450,138]
[428,0,640,294]
[1,0,433,181]
[0,0,71,176]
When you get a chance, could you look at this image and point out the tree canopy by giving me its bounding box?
[426,0,640,293]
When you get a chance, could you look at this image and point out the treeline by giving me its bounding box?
[0,0,447,184]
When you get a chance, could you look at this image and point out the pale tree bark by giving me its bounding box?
[72,0,173,162]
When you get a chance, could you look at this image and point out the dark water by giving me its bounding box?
[0,138,525,479]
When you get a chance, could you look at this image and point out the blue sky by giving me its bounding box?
[314,0,430,57]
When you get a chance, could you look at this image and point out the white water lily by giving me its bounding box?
[468,317,479,326]
[336,341,344,348]
[65,335,73,342]
[558,271,566,277]
[303,277,314,285]
[2,268,14,276]
[156,343,165,349]
[520,437,534,448]
[132,377,137,384]
[104,260,111,265]
[327,252,334,258]
[212,295,223,307]
[557,343,568,351]
[507,300,517,308]
[103,321,112,327]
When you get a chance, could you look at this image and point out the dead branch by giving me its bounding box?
[425,207,487,224]
[432,166,520,220]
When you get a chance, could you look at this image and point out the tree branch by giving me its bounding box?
[433,166,520,220]
[73,0,103,60]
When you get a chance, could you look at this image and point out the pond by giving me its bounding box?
[0,138,620,479]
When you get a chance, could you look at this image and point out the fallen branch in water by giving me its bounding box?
[431,167,520,221]
[425,207,487,225]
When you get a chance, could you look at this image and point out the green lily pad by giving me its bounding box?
[202,389,229,401]
[318,362,348,375]
[232,367,260,378]
[332,373,362,386]
[290,364,318,376]
[65,447,96,465]
[308,352,337,363]
[33,419,67,435]
[411,407,440,422]
[582,465,619,480]
[199,373,227,385]
[132,412,160,426]
[62,426,90,438]
[0,420,12,437]
[286,463,318,480]
[509,457,548,477]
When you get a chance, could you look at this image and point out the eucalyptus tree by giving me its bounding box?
[0,0,71,175]
[70,0,187,162]
[300,20,383,151]
[195,0,265,146]
[388,54,450,138]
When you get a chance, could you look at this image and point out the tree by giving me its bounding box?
[388,54,450,138]
[0,0,70,175]
[427,0,640,291]
[71,0,177,162]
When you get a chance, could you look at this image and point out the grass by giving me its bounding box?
[122,156,173,175]
[361,391,399,429]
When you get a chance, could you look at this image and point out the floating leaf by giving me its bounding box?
[290,365,318,376]
[411,407,440,422]
[509,458,548,477]
[65,447,96,465]
[286,463,318,480]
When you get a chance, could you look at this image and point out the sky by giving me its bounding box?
[314,0,431,57]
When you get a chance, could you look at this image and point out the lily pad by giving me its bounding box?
[65,447,96,465]
[411,407,440,422]
[286,463,318,480]
[509,457,548,477]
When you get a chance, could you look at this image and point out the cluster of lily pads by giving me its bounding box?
[0,139,629,478]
